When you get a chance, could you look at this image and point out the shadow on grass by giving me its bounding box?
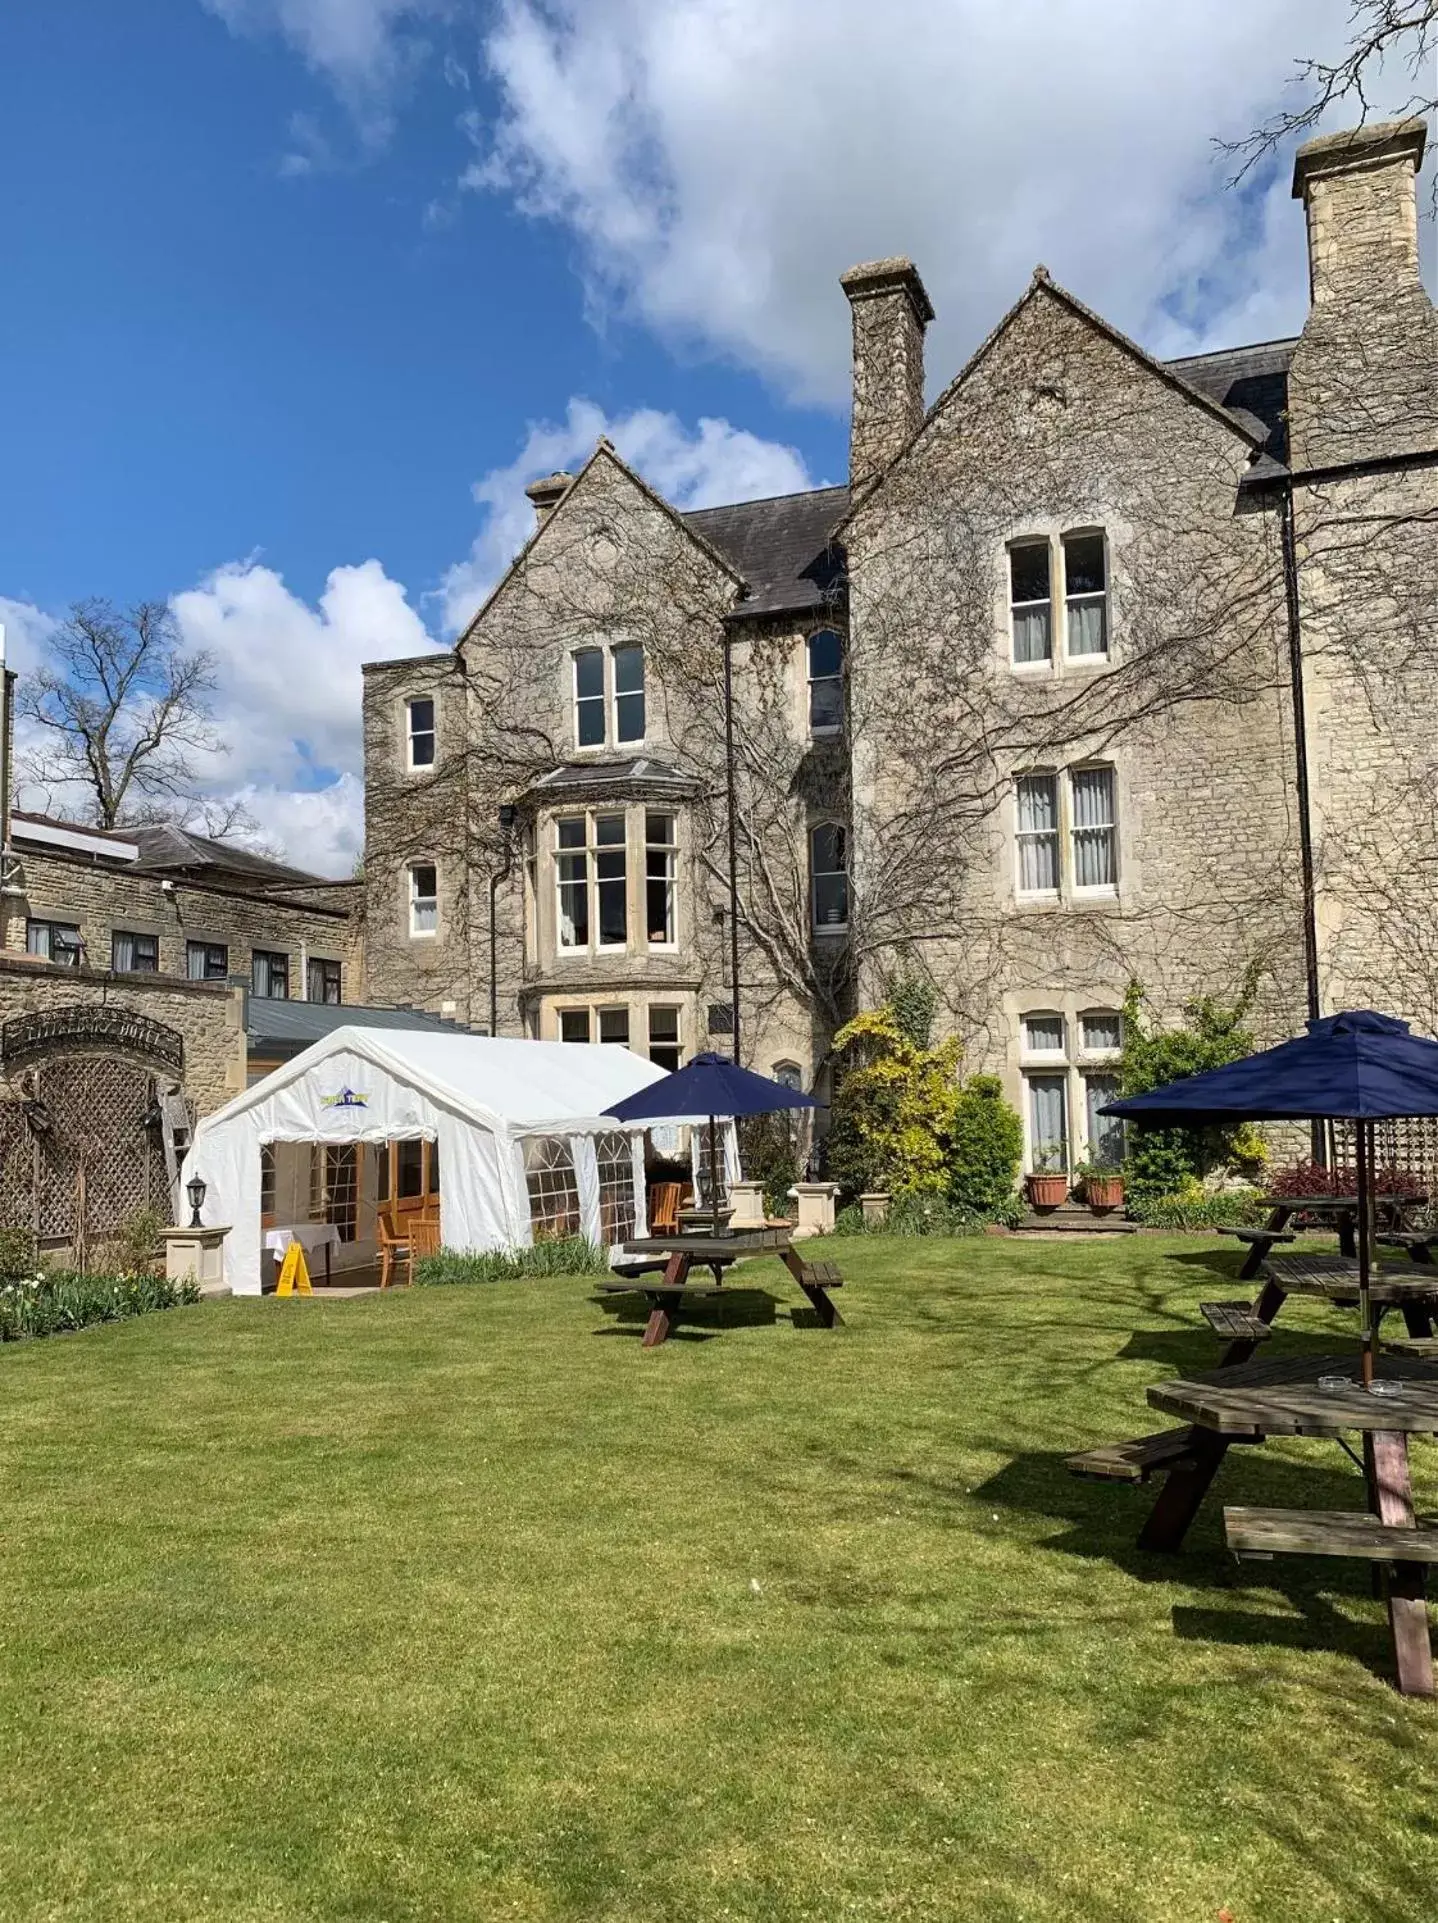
[589,1288,779,1341]
[957,1446,1415,1688]
[1114,1325,1348,1371]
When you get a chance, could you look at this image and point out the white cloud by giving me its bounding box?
[203,0,444,145]
[437,397,813,633]
[473,0,1418,396]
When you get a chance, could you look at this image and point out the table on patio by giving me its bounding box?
[1136,1351,1438,1695]
[263,1222,340,1290]
[1221,1192,1428,1279]
[602,1226,844,1347]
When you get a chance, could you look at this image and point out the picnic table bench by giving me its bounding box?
[604,1228,843,1346]
[1220,1193,1427,1279]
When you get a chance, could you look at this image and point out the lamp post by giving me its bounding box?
[186,1173,207,1229]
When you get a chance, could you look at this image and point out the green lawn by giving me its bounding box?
[1,1238,1434,1923]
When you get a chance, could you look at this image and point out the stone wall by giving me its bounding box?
[1,844,361,1004]
[0,955,245,1113]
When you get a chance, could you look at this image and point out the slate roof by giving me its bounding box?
[130,821,330,889]
[247,998,471,1061]
[1162,337,1298,466]
[528,756,698,797]
[684,484,849,619]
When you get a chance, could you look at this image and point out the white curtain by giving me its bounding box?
[1012,605,1050,664]
[1071,767,1116,887]
[1067,598,1107,656]
[1028,1075,1068,1171]
[1084,1075,1125,1165]
[1017,776,1058,892]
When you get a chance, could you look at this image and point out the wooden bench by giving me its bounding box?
[786,1256,844,1327]
[1200,1300,1274,1344]
[1218,1226,1297,1279]
[1378,1232,1436,1266]
[1225,1505,1438,1564]
[1066,1428,1199,1484]
[1382,1335,1438,1359]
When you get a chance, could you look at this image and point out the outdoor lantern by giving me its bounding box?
[186,1173,207,1229]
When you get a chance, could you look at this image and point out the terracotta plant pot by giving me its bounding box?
[1084,1175,1125,1213]
[1026,1172,1069,1210]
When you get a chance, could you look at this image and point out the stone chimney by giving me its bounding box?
[840,257,934,493]
[1287,118,1436,468]
[524,471,574,526]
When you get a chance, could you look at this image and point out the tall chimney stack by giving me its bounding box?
[524,471,574,527]
[840,257,934,494]
[1287,118,1435,468]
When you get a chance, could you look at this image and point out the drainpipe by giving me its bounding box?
[723,629,742,1066]
[489,805,517,1039]
[1280,481,1324,1162]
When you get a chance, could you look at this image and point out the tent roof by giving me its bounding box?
[194,1025,667,1142]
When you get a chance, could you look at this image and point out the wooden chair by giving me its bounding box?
[376,1214,416,1289]
[410,1218,440,1261]
[648,1182,685,1236]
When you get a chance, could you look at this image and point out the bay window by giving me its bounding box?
[648,1006,681,1071]
[645,812,677,945]
[553,811,636,953]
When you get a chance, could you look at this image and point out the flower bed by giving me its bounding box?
[0,1270,201,1343]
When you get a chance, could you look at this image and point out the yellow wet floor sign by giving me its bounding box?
[275,1242,313,1296]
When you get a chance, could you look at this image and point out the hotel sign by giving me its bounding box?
[1,1007,185,1073]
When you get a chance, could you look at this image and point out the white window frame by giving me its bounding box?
[405,695,437,771]
[1014,765,1119,901]
[553,811,628,953]
[1008,539,1053,667]
[1024,1071,1070,1176]
[1020,1013,1067,1060]
[644,811,678,950]
[809,821,849,934]
[648,1004,682,1071]
[408,861,439,939]
[1016,1002,1126,1172]
[1061,529,1109,662]
[571,645,646,751]
[1078,1009,1123,1059]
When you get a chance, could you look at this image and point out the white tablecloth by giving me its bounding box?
[264,1224,341,1257]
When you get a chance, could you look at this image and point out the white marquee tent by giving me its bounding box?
[182,1026,667,1294]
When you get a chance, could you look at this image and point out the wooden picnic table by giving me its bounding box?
[1221,1193,1428,1280]
[1138,1351,1438,1696]
[1201,1249,1438,1369]
[603,1227,843,1347]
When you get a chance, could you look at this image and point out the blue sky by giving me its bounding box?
[0,0,1427,871]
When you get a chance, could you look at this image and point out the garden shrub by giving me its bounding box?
[1266,1160,1412,1199]
[0,1269,200,1343]
[1125,1182,1266,1231]
[108,1206,167,1275]
[1120,973,1261,1207]
[0,1225,36,1284]
[948,1074,1023,1219]
[415,1237,609,1286]
[826,1004,961,1199]
[832,1195,985,1238]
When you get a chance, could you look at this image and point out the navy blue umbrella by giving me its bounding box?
[606,1052,821,1234]
[1104,1011,1438,1380]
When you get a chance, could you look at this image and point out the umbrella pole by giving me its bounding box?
[1357,1117,1375,1388]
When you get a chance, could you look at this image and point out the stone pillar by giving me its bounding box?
[786,1182,841,1239]
[727,1179,767,1229]
[160,1225,231,1297]
[839,257,934,494]
[860,1192,890,1228]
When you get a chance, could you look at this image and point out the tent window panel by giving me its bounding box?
[525,1136,581,1241]
[396,1138,425,1199]
[325,1147,359,1243]
[596,1131,637,1243]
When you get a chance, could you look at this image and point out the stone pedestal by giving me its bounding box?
[727,1180,767,1229]
[161,1225,232,1297]
[860,1191,890,1228]
[786,1182,841,1239]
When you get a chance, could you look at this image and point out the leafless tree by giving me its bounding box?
[1223,2,1437,192]
[19,598,226,831]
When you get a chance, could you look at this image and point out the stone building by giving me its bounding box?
[362,118,1436,1179]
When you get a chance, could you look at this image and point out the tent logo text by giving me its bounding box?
[321,1087,369,1109]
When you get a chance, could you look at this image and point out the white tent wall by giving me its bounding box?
[182,1028,664,1294]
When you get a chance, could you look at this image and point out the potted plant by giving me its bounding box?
[1076,1158,1125,1214]
[1025,1149,1069,1211]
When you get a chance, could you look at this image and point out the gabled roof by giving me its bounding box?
[685,485,849,618]
[131,820,326,888]
[455,439,747,650]
[835,269,1268,533]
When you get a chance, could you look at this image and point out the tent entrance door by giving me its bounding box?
[376,1138,439,1233]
